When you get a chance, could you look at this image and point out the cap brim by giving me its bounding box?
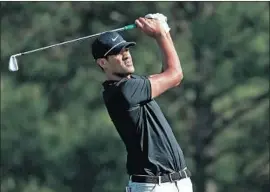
[108,41,136,55]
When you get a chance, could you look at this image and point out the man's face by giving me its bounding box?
[98,47,134,77]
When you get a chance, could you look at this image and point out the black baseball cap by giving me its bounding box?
[91,31,136,60]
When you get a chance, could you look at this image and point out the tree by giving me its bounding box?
[1,2,269,192]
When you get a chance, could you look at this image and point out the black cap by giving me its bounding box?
[91,31,136,60]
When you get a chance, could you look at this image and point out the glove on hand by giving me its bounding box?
[145,13,171,33]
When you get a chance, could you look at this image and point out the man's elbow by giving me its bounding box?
[165,68,183,87]
[174,71,183,86]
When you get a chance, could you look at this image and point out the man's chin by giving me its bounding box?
[128,66,135,73]
[129,68,135,74]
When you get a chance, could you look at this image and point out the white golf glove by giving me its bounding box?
[145,13,171,33]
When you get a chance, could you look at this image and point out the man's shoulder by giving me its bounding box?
[102,77,129,99]
[102,74,148,89]
[102,74,150,102]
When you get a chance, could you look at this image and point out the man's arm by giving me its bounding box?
[135,18,183,99]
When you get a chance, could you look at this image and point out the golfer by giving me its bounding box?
[91,16,193,192]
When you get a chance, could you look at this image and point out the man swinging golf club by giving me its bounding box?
[92,14,193,192]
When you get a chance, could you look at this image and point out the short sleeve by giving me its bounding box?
[120,77,152,106]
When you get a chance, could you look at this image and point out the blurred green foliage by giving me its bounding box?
[1,2,269,192]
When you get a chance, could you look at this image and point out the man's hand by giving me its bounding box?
[145,13,171,33]
[135,17,166,38]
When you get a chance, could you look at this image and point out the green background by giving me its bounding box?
[1,2,269,192]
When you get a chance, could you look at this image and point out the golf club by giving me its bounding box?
[8,24,137,72]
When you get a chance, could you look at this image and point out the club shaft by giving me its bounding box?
[21,32,105,55]
[20,25,135,56]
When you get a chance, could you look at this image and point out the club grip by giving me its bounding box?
[124,24,137,30]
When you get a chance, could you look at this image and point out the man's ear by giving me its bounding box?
[97,58,107,70]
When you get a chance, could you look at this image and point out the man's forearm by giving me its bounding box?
[156,32,183,75]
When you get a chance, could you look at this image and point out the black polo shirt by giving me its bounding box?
[102,74,187,176]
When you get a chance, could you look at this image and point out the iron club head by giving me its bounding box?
[9,55,19,71]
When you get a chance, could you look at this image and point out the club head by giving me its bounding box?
[9,55,19,71]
